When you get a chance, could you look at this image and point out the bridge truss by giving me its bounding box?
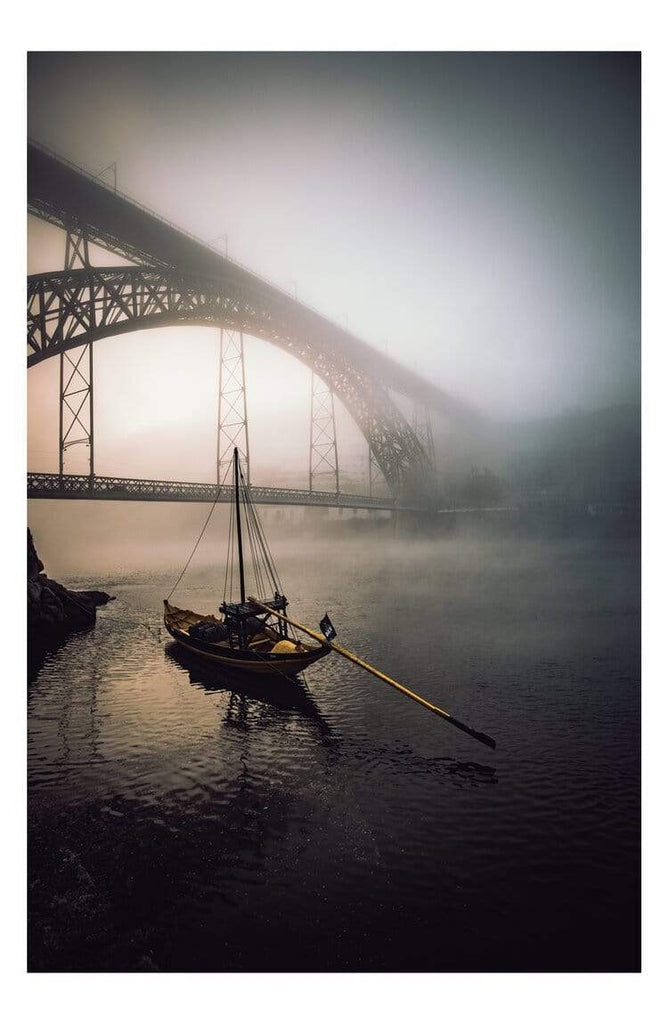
[27,141,481,505]
[217,328,250,486]
[309,371,339,494]
[27,264,429,497]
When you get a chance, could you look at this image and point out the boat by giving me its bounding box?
[164,447,495,749]
[163,448,331,677]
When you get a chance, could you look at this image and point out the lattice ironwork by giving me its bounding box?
[27,472,408,510]
[309,372,339,494]
[59,344,94,474]
[27,265,431,501]
[65,228,90,270]
[411,403,436,469]
[59,228,94,476]
[217,329,250,485]
[368,446,385,499]
[28,141,484,507]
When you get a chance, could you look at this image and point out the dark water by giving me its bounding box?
[28,527,640,971]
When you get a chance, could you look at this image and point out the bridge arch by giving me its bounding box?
[28,264,431,498]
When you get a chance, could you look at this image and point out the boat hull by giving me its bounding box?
[163,602,330,677]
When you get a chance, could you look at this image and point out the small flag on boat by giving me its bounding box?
[319,613,337,640]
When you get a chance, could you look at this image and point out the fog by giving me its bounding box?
[28,52,640,490]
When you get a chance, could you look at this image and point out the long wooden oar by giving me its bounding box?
[249,598,496,750]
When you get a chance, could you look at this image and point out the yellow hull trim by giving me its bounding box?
[169,634,325,676]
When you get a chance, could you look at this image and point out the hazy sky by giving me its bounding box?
[27,52,640,484]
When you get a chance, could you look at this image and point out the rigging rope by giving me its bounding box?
[167,484,224,600]
[242,484,272,598]
[242,491,265,597]
[166,459,288,619]
[239,464,283,596]
[222,496,235,605]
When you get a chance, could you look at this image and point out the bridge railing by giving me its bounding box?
[27,472,398,510]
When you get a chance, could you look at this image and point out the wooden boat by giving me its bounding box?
[163,598,330,675]
[163,448,331,677]
[164,448,495,748]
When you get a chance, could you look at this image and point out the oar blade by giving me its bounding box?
[459,724,497,750]
[434,709,496,749]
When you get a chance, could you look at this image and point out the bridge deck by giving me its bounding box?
[27,472,402,511]
[27,140,478,421]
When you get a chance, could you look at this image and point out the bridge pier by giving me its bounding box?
[59,227,94,481]
[368,446,384,498]
[217,328,250,485]
[309,372,339,495]
[411,402,436,469]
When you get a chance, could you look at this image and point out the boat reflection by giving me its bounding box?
[164,641,334,739]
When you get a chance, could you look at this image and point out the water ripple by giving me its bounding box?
[29,533,640,971]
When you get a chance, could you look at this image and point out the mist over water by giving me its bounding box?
[28,510,640,971]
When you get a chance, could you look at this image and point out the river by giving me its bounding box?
[28,513,640,971]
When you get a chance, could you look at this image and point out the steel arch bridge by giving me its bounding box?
[27,263,427,496]
[27,141,478,503]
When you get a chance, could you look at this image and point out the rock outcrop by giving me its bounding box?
[28,529,114,638]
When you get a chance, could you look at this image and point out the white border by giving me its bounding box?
[4,5,665,1021]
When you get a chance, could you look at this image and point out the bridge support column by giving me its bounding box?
[411,403,436,469]
[309,372,339,495]
[217,329,250,486]
[59,227,94,482]
[368,447,384,499]
[59,344,95,478]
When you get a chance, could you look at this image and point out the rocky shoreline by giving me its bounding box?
[28,529,114,640]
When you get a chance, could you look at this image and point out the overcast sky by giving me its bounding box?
[27,52,640,483]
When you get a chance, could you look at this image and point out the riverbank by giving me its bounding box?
[28,529,114,644]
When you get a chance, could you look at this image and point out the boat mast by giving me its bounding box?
[234,447,246,604]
